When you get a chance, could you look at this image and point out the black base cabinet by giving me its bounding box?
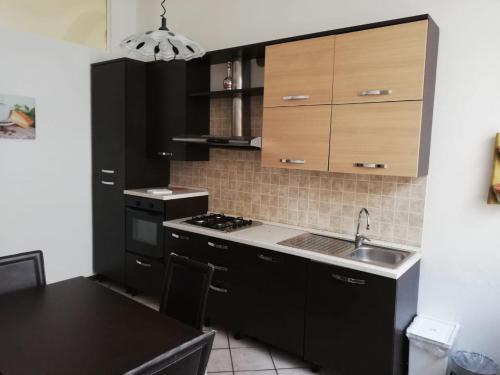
[164,227,419,374]
[164,229,240,330]
[305,261,419,375]
[125,253,165,297]
[236,246,307,356]
[124,197,208,297]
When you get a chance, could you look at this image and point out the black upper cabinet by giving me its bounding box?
[91,58,168,284]
[146,59,210,161]
[305,261,419,375]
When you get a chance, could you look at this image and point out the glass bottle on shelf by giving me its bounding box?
[223,61,233,90]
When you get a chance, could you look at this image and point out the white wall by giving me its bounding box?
[0,0,137,283]
[138,0,500,362]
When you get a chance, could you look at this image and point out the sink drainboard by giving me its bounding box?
[278,233,354,256]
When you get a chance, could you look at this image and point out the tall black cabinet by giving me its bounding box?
[91,58,168,284]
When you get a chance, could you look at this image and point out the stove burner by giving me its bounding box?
[184,213,259,232]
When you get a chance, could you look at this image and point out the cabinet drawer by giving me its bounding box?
[329,101,423,177]
[263,36,335,107]
[333,20,428,104]
[125,253,165,297]
[164,228,205,261]
[262,106,332,171]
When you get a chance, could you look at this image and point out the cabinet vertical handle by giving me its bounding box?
[358,89,392,96]
[208,241,229,250]
[172,233,190,240]
[135,259,152,268]
[257,254,282,263]
[353,163,387,169]
[331,273,366,285]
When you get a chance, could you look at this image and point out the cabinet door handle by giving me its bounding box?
[101,169,115,174]
[332,273,366,285]
[358,89,392,96]
[208,263,229,272]
[208,241,229,250]
[171,233,190,240]
[209,285,228,294]
[135,259,152,268]
[282,95,310,101]
[157,151,173,157]
[280,159,305,164]
[257,254,282,263]
[353,163,387,169]
[101,181,115,186]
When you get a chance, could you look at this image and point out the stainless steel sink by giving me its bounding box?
[278,233,412,269]
[346,246,411,268]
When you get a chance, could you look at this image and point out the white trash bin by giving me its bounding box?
[406,316,460,375]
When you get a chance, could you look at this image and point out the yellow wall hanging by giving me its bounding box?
[487,133,500,204]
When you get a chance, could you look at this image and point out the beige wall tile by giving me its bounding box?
[169,99,428,246]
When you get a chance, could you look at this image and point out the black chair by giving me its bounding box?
[124,330,215,375]
[0,250,46,296]
[160,253,214,330]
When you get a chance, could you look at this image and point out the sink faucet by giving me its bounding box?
[355,208,371,248]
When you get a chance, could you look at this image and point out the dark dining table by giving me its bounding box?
[0,277,202,375]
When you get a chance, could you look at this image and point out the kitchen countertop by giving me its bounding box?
[164,217,421,279]
[124,186,208,201]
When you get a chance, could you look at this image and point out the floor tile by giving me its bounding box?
[235,371,277,375]
[207,348,233,373]
[231,347,275,371]
[211,328,230,349]
[229,334,267,349]
[271,349,309,369]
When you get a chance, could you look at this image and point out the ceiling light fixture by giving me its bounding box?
[120,0,205,61]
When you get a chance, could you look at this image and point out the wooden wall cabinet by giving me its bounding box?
[329,101,424,176]
[262,106,332,171]
[332,20,429,104]
[263,36,335,107]
[261,16,439,177]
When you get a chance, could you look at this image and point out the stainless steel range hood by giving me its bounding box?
[173,57,262,149]
[172,134,262,148]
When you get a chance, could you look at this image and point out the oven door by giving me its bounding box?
[126,207,164,259]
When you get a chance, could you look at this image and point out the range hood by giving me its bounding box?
[172,134,262,148]
[173,57,262,150]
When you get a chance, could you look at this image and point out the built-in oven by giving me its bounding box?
[125,196,165,259]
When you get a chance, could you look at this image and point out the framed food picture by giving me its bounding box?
[0,94,36,140]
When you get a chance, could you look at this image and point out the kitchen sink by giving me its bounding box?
[279,233,412,269]
[346,246,411,268]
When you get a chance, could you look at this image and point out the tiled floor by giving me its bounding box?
[97,280,333,375]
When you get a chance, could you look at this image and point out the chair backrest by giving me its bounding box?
[160,253,214,330]
[124,330,215,375]
[0,250,46,296]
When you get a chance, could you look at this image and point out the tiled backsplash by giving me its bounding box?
[171,97,427,246]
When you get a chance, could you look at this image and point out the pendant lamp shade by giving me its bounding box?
[120,1,205,61]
